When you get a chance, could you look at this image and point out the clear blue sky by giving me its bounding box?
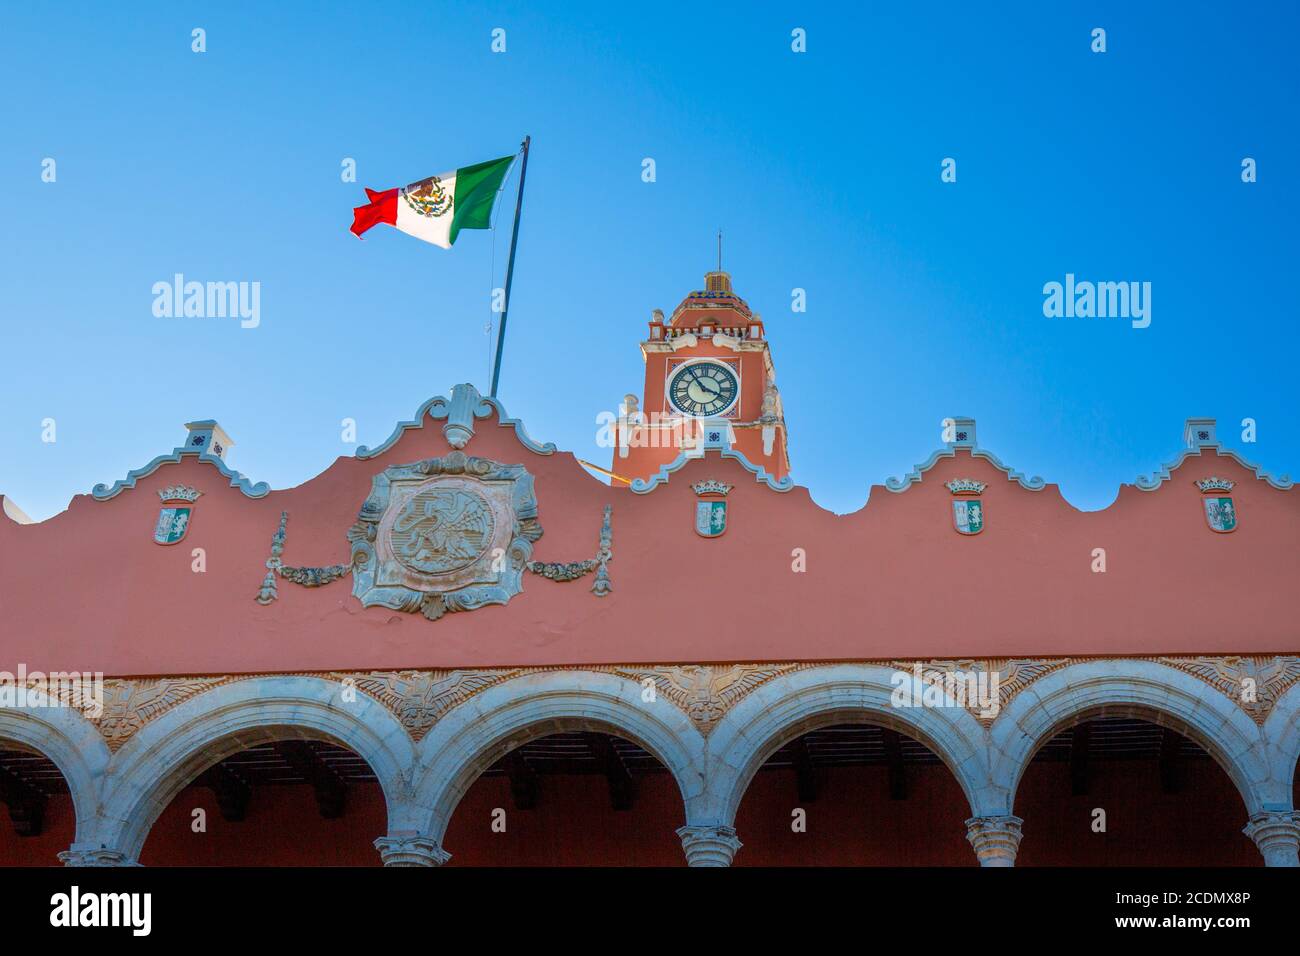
[2,1,1296,520]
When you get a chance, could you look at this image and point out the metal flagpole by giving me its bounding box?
[489,135,530,398]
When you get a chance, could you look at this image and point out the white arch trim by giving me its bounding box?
[1262,679,1300,809]
[410,670,708,844]
[703,663,996,824]
[990,659,1275,815]
[95,675,416,861]
[0,704,110,845]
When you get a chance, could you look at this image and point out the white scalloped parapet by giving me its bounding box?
[630,446,794,494]
[356,383,556,460]
[2,496,33,524]
[885,447,1046,494]
[1131,417,1292,491]
[1133,446,1293,492]
[93,449,269,501]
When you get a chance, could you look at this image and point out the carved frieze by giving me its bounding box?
[1150,655,1300,725]
[81,656,1300,752]
[98,677,236,751]
[605,664,806,734]
[328,669,522,740]
[888,658,1077,727]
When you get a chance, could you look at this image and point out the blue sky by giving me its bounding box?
[2,1,1296,520]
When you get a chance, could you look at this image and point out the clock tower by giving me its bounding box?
[611,270,789,483]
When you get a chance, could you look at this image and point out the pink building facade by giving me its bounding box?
[2,272,1298,867]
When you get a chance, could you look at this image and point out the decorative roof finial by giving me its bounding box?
[1184,418,1217,448]
[183,420,234,460]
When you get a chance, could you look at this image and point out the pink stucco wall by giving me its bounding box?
[0,406,1295,678]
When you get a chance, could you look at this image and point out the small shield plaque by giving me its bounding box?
[952,499,985,535]
[695,500,727,538]
[945,478,987,535]
[153,506,192,544]
[1202,496,1237,533]
[153,484,201,545]
[1195,478,1238,533]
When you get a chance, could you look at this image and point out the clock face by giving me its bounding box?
[667,361,739,417]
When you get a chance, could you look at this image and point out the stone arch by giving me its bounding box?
[1262,678,1300,807]
[409,670,708,846]
[95,676,417,862]
[989,659,1272,816]
[0,704,110,844]
[703,664,996,825]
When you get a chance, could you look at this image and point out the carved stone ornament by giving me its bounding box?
[888,658,1076,727]
[255,511,288,604]
[1152,655,1300,724]
[82,655,1300,753]
[280,564,351,587]
[611,664,804,734]
[525,504,614,593]
[350,451,542,621]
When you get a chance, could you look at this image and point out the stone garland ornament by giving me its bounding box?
[525,547,601,585]
[946,478,986,535]
[525,504,614,595]
[255,511,288,604]
[280,564,352,587]
[351,452,542,622]
[591,505,613,596]
[254,509,354,601]
[526,559,598,582]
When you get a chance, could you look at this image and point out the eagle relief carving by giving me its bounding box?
[350,451,542,621]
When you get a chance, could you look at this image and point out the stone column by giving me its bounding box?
[373,832,452,867]
[965,815,1024,867]
[676,824,742,867]
[58,844,137,867]
[1243,811,1300,867]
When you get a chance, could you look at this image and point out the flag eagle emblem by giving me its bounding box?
[401,175,452,218]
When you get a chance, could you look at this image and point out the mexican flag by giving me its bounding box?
[349,154,515,248]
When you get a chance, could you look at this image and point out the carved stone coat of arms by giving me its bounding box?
[349,452,542,620]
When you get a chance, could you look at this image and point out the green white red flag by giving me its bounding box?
[349,154,515,248]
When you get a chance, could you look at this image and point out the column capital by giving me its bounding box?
[1243,811,1300,867]
[676,824,742,867]
[374,832,452,867]
[965,814,1024,867]
[58,845,137,867]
